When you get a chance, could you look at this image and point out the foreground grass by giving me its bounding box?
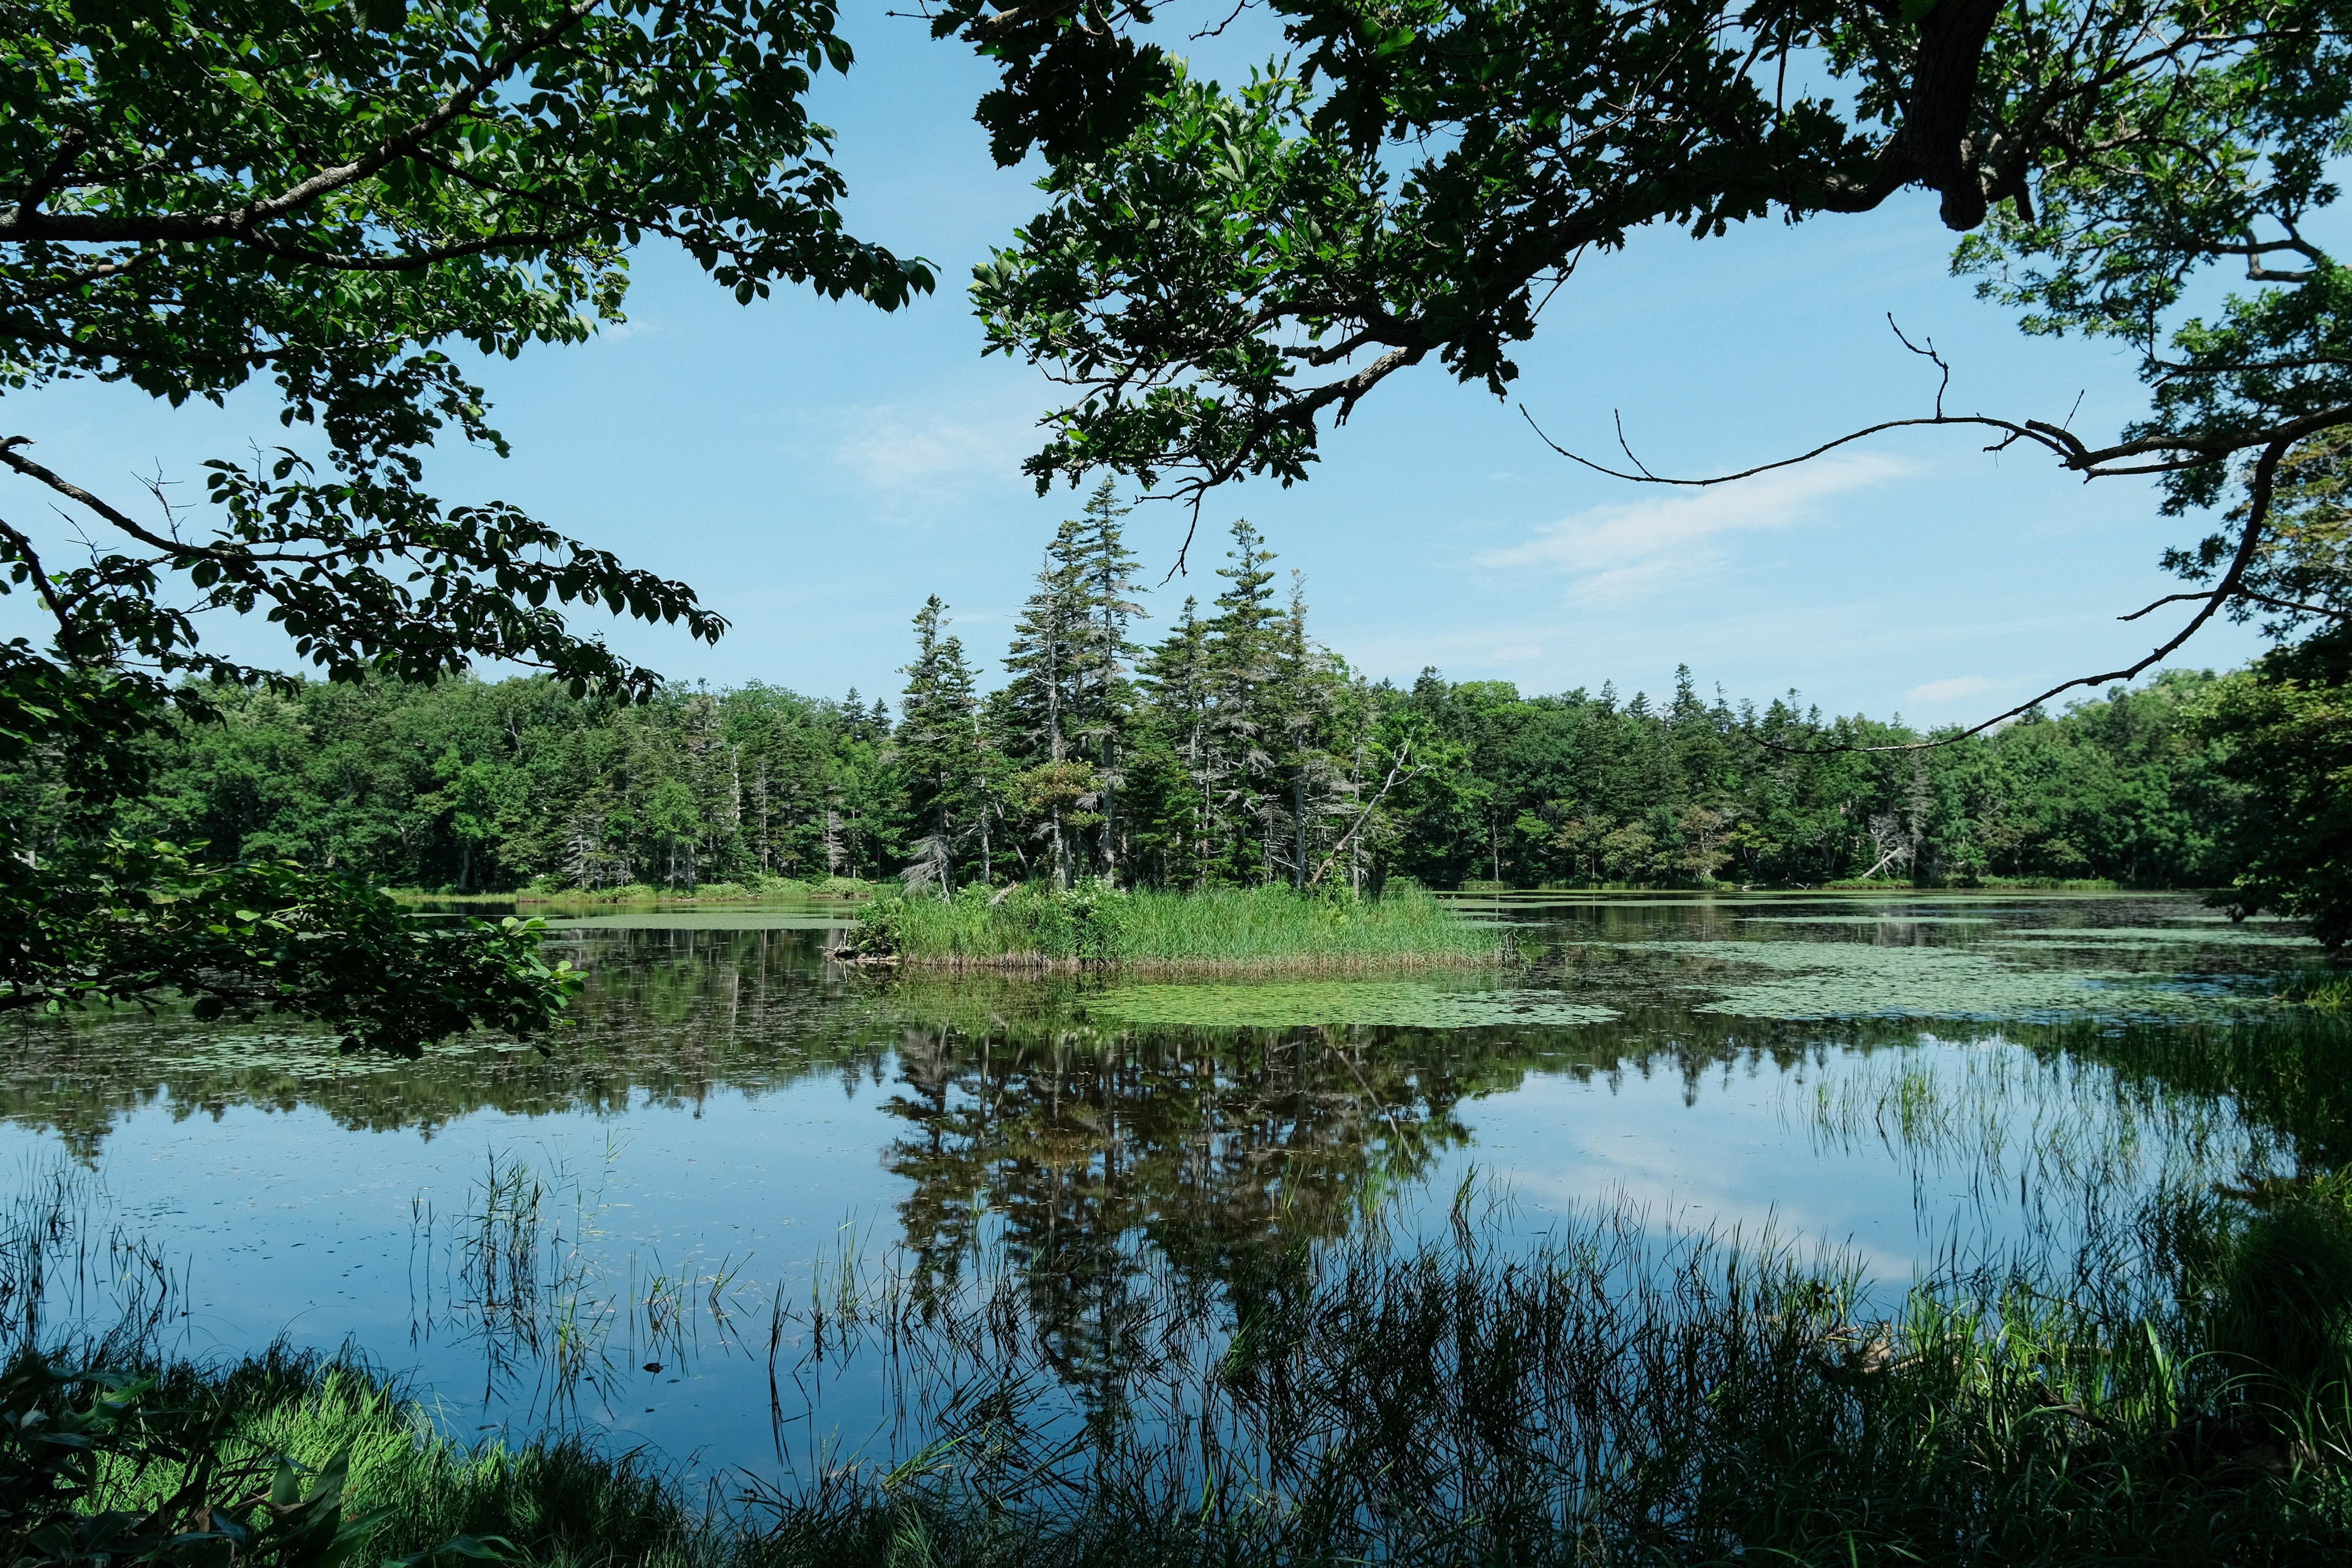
[858,881,1504,970]
[20,1175,2352,1568]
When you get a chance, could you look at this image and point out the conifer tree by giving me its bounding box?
[1069,480,1147,882]
[1138,596,1216,889]
[1001,532,1088,885]
[1205,521,1283,881]
[895,597,984,895]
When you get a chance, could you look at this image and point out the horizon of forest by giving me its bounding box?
[31,492,2245,900]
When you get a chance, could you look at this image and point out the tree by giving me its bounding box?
[895,597,987,894]
[967,0,2352,725]
[1001,526,1090,885]
[1,0,931,1046]
[1202,519,1284,883]
[1135,594,1218,888]
[2190,633,2352,946]
[1068,479,1147,881]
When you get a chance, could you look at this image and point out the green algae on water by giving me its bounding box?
[1085,981,1619,1029]
[1609,940,2287,1022]
[1995,926,2319,948]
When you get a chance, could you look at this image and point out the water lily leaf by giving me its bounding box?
[1086,982,1618,1028]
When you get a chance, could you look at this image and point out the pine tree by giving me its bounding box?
[1068,479,1146,881]
[895,596,984,895]
[1138,595,1215,888]
[1204,519,1282,882]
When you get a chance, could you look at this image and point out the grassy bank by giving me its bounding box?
[851,881,1504,970]
[18,1174,2352,1567]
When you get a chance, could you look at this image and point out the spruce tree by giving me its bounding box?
[1205,520,1282,882]
[1001,532,1088,885]
[895,597,984,895]
[1069,480,1147,882]
[1139,595,1216,889]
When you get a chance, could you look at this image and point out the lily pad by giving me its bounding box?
[1996,927,2317,947]
[1735,914,2000,925]
[1085,981,1619,1029]
[1607,940,2285,1022]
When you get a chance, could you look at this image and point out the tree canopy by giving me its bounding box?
[73,512,2244,907]
[967,0,2352,682]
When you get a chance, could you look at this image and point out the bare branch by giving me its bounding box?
[1751,439,2292,755]
[1886,314,1950,418]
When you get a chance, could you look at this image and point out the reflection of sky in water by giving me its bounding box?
[0,891,2313,1478]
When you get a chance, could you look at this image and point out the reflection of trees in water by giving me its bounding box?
[6,923,2339,1223]
[0,928,877,1155]
[878,1022,1529,1411]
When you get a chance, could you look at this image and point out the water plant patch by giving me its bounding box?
[1609,940,2288,1022]
[1084,981,1619,1029]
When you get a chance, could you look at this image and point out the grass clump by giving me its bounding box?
[4,1349,741,1568]
[854,881,1503,970]
[2281,963,2352,1011]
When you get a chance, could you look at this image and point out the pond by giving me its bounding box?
[0,890,2332,1485]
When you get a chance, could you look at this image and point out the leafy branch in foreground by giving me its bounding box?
[0,0,936,1047]
[970,0,2352,670]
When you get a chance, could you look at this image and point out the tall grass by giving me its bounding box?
[861,882,1504,970]
[2282,963,2352,1012]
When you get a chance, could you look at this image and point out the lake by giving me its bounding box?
[0,889,2326,1485]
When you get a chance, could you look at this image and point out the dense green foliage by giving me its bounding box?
[83,514,2244,901]
[17,0,2352,1031]
[2186,632,2352,947]
[950,0,2352,933]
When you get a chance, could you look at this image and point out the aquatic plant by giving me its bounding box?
[1619,937,2291,1022]
[2211,1172,2352,1400]
[2280,964,2352,1012]
[1082,980,1615,1028]
[26,1180,2352,1568]
[863,883,1503,970]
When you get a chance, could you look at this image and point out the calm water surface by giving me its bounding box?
[0,891,2321,1476]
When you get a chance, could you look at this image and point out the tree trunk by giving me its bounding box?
[1292,771,1306,889]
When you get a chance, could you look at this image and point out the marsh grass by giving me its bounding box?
[13,1150,2352,1566]
[866,883,1504,971]
[19,1193,2352,1567]
[2281,963,2352,1011]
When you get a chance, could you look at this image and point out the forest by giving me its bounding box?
[50,484,2246,899]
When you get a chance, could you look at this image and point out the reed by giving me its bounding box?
[11,1166,2352,1566]
[862,882,1504,971]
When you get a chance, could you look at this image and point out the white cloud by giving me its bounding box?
[1475,455,1908,606]
[820,402,1040,505]
[1904,674,1998,707]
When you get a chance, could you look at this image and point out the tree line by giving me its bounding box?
[64,489,2247,897]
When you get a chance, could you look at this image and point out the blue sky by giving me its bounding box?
[2,7,2267,725]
